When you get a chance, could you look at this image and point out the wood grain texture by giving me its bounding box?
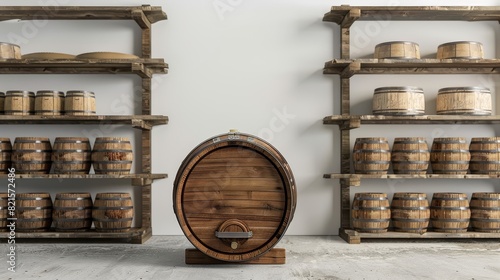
[185,248,286,265]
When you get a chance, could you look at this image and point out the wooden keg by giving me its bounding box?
[15,193,52,232]
[391,137,430,174]
[0,138,12,174]
[353,137,391,174]
[92,193,133,232]
[352,193,391,233]
[52,137,91,174]
[430,193,470,233]
[469,137,500,174]
[430,137,470,175]
[173,131,296,262]
[53,193,92,231]
[372,86,425,115]
[91,137,133,174]
[0,42,21,59]
[470,192,500,233]
[437,41,483,59]
[391,193,430,233]
[4,90,35,115]
[0,193,8,231]
[35,90,64,116]
[0,92,5,114]
[65,91,96,115]
[374,41,420,59]
[12,137,52,174]
[436,87,491,116]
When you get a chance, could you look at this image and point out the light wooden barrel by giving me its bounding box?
[391,193,430,233]
[0,92,5,114]
[470,192,500,233]
[469,137,500,175]
[374,41,420,59]
[53,193,92,231]
[352,193,391,233]
[0,42,21,59]
[173,131,296,262]
[436,87,491,116]
[52,137,91,174]
[92,193,133,232]
[15,193,52,232]
[0,193,8,232]
[372,86,425,115]
[430,137,470,175]
[4,90,35,115]
[91,137,133,174]
[430,193,470,233]
[35,90,64,116]
[437,41,483,59]
[353,137,391,174]
[391,137,429,174]
[65,91,96,115]
[12,137,52,174]
[0,138,12,174]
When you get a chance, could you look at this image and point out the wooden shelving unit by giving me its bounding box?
[0,6,168,244]
[323,5,500,244]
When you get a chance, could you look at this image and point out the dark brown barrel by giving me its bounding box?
[430,137,470,174]
[372,86,425,116]
[15,193,52,232]
[11,137,52,174]
[391,137,429,174]
[92,193,133,232]
[4,90,35,115]
[353,137,391,174]
[0,193,8,231]
[53,193,93,231]
[173,131,296,262]
[0,138,12,174]
[35,90,64,116]
[352,193,390,233]
[52,137,91,174]
[91,137,133,174]
[469,137,500,174]
[65,90,96,115]
[430,193,470,233]
[391,193,430,233]
[470,192,500,233]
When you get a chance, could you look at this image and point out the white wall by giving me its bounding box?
[1,0,500,235]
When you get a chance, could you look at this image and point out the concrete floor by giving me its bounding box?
[1,236,499,280]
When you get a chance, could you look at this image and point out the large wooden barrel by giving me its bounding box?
[469,137,500,175]
[35,90,64,116]
[92,193,133,232]
[11,137,52,174]
[430,193,470,233]
[372,86,425,116]
[91,137,133,174]
[52,137,91,174]
[391,193,430,233]
[0,138,12,174]
[374,41,420,59]
[437,41,483,59]
[391,137,429,174]
[15,193,52,232]
[430,137,470,174]
[470,192,500,233]
[65,90,96,115]
[53,193,92,231]
[0,193,8,231]
[353,137,391,174]
[436,87,491,116]
[352,193,390,233]
[4,90,35,115]
[173,131,296,262]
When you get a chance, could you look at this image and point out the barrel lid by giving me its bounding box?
[438,41,483,47]
[36,90,65,96]
[66,90,95,96]
[5,90,35,96]
[374,86,423,93]
[438,86,490,93]
[375,41,419,47]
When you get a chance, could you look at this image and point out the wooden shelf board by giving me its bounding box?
[324,174,500,179]
[0,227,146,239]
[323,115,500,125]
[0,115,168,126]
[2,173,167,180]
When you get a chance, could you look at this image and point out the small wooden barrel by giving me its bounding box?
[4,90,35,115]
[0,42,21,59]
[0,193,8,232]
[470,192,500,233]
[352,193,391,233]
[391,137,430,174]
[372,86,425,116]
[15,193,52,232]
[430,193,470,233]
[0,92,5,114]
[430,137,470,175]
[53,193,92,231]
[353,137,391,174]
[437,41,483,59]
[437,87,491,116]
[12,137,52,174]
[92,193,133,232]
[469,137,500,175]
[65,91,96,115]
[91,137,133,174]
[391,193,430,233]
[0,138,12,174]
[35,90,64,116]
[52,137,91,174]
[374,41,420,59]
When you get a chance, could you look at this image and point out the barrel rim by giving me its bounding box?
[374,86,423,92]
[375,41,419,47]
[438,41,483,47]
[438,86,490,93]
